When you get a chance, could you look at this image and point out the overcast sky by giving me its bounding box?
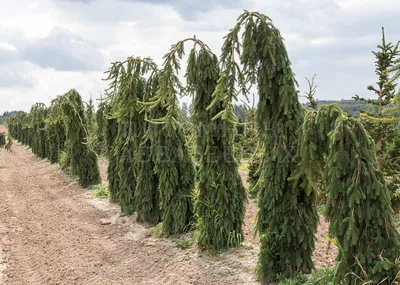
[1,0,400,113]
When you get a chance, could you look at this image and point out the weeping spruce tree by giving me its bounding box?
[95,100,107,155]
[135,71,161,224]
[103,103,119,202]
[325,116,400,283]
[30,103,48,159]
[291,104,342,200]
[187,45,246,250]
[60,89,101,188]
[214,11,318,282]
[0,132,12,151]
[45,99,66,164]
[104,57,160,221]
[143,42,196,235]
[104,60,145,214]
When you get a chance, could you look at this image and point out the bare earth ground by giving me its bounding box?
[0,125,337,285]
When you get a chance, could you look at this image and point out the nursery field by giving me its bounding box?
[0,125,338,285]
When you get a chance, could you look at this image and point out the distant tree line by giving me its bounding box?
[0,111,17,125]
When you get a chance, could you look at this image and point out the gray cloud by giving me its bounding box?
[1,0,400,113]
[19,27,106,71]
[0,64,34,88]
[58,0,244,19]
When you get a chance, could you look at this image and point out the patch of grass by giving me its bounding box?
[0,164,4,169]
[277,274,308,284]
[62,175,78,185]
[317,204,326,215]
[276,267,335,285]
[151,223,164,238]
[238,163,249,171]
[173,238,192,250]
[90,184,110,198]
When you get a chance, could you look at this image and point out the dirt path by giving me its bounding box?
[0,125,337,285]
[0,134,260,285]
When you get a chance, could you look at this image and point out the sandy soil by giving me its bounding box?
[0,125,336,285]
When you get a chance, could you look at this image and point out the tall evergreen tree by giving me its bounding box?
[30,103,48,159]
[104,57,160,220]
[325,116,400,283]
[144,40,196,235]
[86,96,96,135]
[104,104,119,202]
[135,72,161,224]
[214,11,318,282]
[354,28,400,209]
[188,46,246,251]
[45,100,66,164]
[104,60,145,214]
[95,100,107,155]
[60,89,101,188]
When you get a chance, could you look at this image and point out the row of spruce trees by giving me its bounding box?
[5,11,400,284]
[7,90,101,188]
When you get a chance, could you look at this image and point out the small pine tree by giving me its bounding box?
[325,116,400,283]
[86,96,96,135]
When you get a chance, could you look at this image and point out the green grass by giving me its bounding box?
[0,164,4,169]
[238,163,249,171]
[277,267,335,285]
[317,204,326,215]
[151,223,164,238]
[173,239,192,250]
[90,184,110,198]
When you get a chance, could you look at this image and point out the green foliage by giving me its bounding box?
[29,103,48,159]
[103,104,119,202]
[59,150,71,172]
[135,140,161,224]
[173,239,191,250]
[85,96,96,135]
[0,132,12,151]
[151,120,195,235]
[354,27,399,115]
[91,184,110,198]
[292,104,342,200]
[138,40,198,235]
[277,268,335,285]
[104,57,161,221]
[45,100,66,163]
[325,116,400,283]
[60,89,101,188]
[188,46,246,251]
[247,146,262,196]
[215,11,317,282]
[95,100,107,155]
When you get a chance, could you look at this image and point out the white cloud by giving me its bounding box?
[0,43,18,52]
[310,37,339,46]
[0,0,399,114]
